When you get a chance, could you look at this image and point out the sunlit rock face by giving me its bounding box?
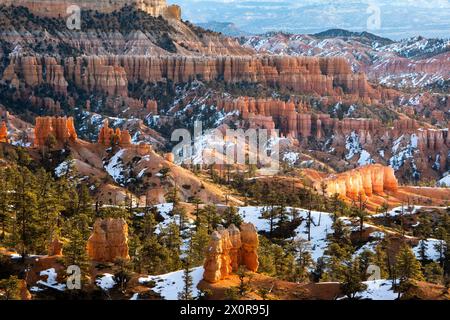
[203,223,259,283]
[1,0,171,18]
[86,218,130,263]
[3,55,381,100]
[321,164,399,200]
[33,116,78,148]
[98,119,132,148]
[0,121,8,143]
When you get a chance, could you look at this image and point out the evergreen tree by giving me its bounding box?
[292,239,313,282]
[63,215,90,274]
[223,206,243,228]
[340,258,367,299]
[0,276,22,300]
[35,168,64,252]
[178,258,193,300]
[395,245,424,297]
[237,266,250,297]
[0,168,13,239]
[114,258,132,293]
[396,245,424,281]
[424,262,444,284]
[11,166,39,259]
[418,239,429,265]
[191,223,210,266]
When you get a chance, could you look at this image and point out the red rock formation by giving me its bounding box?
[86,218,130,263]
[48,237,63,256]
[239,223,259,272]
[164,152,174,163]
[0,121,8,143]
[203,223,259,283]
[146,100,158,115]
[3,0,171,18]
[34,116,77,148]
[4,54,388,102]
[321,164,399,200]
[98,119,132,147]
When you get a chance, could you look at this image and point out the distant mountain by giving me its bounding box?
[242,30,450,89]
[196,21,249,37]
[313,29,394,47]
[172,0,450,40]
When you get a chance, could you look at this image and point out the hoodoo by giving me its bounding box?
[86,218,130,263]
[203,223,259,283]
[0,121,8,143]
[33,116,77,148]
[320,164,399,200]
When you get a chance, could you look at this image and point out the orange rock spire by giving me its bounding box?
[98,119,132,147]
[0,121,8,143]
[203,223,259,283]
[86,218,130,263]
[34,116,77,148]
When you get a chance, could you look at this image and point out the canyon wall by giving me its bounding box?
[3,55,388,100]
[203,223,259,283]
[214,96,383,139]
[0,0,175,19]
[34,116,78,148]
[320,164,399,200]
[86,218,130,263]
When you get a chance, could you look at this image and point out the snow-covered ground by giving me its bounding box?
[55,160,75,177]
[283,152,300,166]
[238,206,334,261]
[413,239,446,261]
[104,149,126,186]
[139,267,204,300]
[96,273,117,291]
[345,131,374,165]
[356,280,398,300]
[372,205,423,218]
[438,171,450,187]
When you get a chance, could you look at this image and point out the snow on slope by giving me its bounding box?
[104,149,126,186]
[96,273,117,291]
[357,280,398,300]
[238,206,334,261]
[139,267,204,300]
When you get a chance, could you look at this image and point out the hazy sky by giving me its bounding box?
[169,0,450,39]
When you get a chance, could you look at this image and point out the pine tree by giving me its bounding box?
[0,167,13,239]
[191,223,210,266]
[351,193,368,240]
[340,258,367,299]
[114,258,132,293]
[237,266,250,297]
[418,239,428,265]
[396,245,424,281]
[63,216,90,274]
[203,205,220,233]
[395,245,424,298]
[178,258,193,300]
[223,206,243,228]
[0,276,21,300]
[11,166,39,259]
[292,239,313,282]
[424,262,444,284]
[35,168,64,252]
